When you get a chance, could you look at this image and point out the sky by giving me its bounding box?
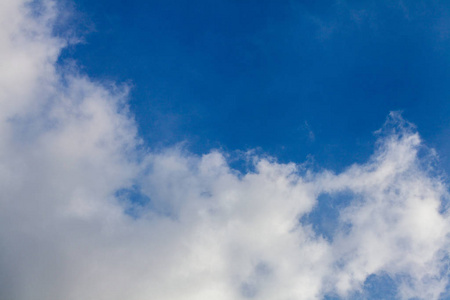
[64,0,450,172]
[0,1,450,300]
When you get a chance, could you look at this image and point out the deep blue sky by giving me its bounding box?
[61,0,450,172]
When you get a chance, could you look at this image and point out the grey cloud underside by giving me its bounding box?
[0,1,449,300]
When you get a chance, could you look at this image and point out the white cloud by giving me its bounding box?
[317,113,450,298]
[0,1,449,300]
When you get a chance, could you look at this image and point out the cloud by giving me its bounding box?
[317,112,450,299]
[0,1,449,300]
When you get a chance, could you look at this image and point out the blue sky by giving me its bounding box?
[63,0,450,172]
[1,1,450,299]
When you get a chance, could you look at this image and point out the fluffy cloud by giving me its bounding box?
[0,1,448,300]
[317,116,450,299]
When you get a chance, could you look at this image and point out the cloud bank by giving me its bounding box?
[0,1,449,299]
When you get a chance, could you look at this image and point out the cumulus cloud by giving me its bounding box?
[0,1,449,300]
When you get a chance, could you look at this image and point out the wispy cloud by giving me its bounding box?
[303,120,315,142]
[0,1,448,300]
